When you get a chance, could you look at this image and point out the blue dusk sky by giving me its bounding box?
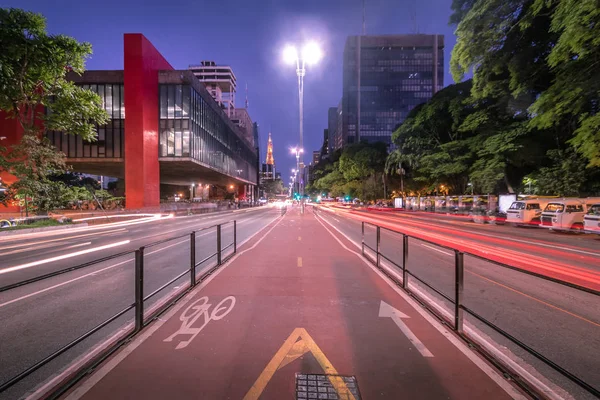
[4,0,458,183]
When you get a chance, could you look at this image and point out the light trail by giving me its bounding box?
[0,240,131,275]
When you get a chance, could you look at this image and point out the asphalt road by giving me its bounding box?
[0,206,281,400]
[315,206,600,400]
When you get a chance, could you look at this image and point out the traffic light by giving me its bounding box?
[345,195,351,201]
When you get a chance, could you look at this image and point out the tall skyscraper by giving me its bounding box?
[188,61,237,118]
[327,107,338,154]
[341,34,444,147]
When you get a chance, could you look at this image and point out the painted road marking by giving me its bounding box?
[298,236,301,241]
[379,301,434,357]
[421,243,453,256]
[163,296,236,350]
[0,240,131,275]
[297,257,303,267]
[315,213,534,400]
[243,328,356,400]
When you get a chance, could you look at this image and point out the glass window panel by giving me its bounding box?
[106,128,113,157]
[61,134,69,154]
[160,129,167,157]
[120,85,125,118]
[114,129,121,157]
[167,128,175,155]
[182,86,190,117]
[84,143,90,157]
[76,135,83,157]
[98,85,105,112]
[183,130,189,157]
[112,85,120,118]
[175,85,182,118]
[175,129,182,156]
[98,128,105,141]
[160,86,167,119]
[168,85,175,118]
[105,85,113,116]
[92,143,98,157]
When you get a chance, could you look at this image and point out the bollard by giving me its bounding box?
[190,232,196,287]
[454,250,464,333]
[134,247,145,333]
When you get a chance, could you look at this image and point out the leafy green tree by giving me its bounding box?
[261,179,284,199]
[0,8,109,213]
[534,149,587,196]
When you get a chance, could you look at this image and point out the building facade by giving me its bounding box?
[327,107,338,153]
[341,34,444,147]
[23,34,258,209]
[312,150,320,165]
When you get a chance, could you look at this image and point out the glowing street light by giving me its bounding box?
[283,41,322,199]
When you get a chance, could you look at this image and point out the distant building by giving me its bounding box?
[260,132,276,182]
[312,150,320,165]
[189,61,236,118]
[327,107,337,153]
[341,34,444,147]
[230,108,254,146]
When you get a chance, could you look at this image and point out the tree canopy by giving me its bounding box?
[0,8,109,213]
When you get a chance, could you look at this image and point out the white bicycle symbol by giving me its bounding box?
[163,296,236,350]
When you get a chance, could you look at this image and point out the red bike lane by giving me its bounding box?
[62,206,527,400]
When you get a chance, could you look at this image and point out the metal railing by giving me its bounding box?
[0,220,237,398]
[360,220,600,398]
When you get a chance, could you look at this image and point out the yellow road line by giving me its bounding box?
[243,328,355,400]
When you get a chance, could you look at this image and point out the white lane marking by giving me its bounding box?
[421,243,453,256]
[0,241,131,275]
[379,301,433,357]
[62,212,285,400]
[315,213,530,400]
[0,241,92,257]
[0,239,187,309]
[0,229,127,252]
[163,296,236,350]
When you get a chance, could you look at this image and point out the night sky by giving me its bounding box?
[6,0,457,184]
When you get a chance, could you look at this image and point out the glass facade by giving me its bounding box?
[47,84,125,158]
[342,36,444,146]
[159,84,257,183]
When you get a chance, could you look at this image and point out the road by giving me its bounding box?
[57,206,526,400]
[0,206,281,400]
[316,205,600,400]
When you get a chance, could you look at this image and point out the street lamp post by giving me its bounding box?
[284,42,322,199]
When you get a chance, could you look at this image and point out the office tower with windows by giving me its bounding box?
[341,34,444,146]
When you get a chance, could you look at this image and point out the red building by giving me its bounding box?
[0,34,258,210]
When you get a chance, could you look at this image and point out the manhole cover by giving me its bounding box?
[295,373,361,400]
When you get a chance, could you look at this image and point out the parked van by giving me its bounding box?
[540,199,587,231]
[584,203,600,234]
[506,199,550,226]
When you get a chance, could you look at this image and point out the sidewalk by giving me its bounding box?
[61,206,526,400]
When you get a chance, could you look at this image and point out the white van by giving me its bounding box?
[584,203,600,234]
[506,199,550,226]
[540,199,587,231]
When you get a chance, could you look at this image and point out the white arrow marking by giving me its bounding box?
[379,301,434,357]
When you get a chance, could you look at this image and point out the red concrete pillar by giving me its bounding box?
[0,112,24,212]
[123,34,173,209]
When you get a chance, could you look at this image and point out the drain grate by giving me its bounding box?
[295,373,361,400]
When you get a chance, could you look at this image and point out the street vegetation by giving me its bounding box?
[311,0,600,199]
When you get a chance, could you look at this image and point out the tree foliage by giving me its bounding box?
[0,8,109,213]
[310,142,388,201]
[450,0,600,167]
[261,179,285,199]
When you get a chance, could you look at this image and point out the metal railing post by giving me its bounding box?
[376,226,381,267]
[454,250,464,333]
[361,222,365,256]
[234,220,237,254]
[217,224,222,265]
[190,232,196,287]
[134,247,145,333]
[402,235,408,289]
